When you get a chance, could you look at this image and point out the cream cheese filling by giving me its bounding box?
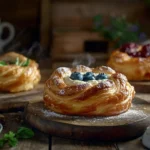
[63,73,110,87]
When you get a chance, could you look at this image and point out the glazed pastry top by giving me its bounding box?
[107,43,150,80]
[0,52,41,92]
[44,65,135,116]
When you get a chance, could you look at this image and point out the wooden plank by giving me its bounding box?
[135,94,150,108]
[40,0,51,50]
[0,69,51,112]
[52,31,105,54]
[117,137,145,150]
[130,82,150,93]
[51,52,109,69]
[51,60,108,69]
[0,84,43,112]
[0,112,49,150]
[51,0,146,30]
[0,112,24,138]
[51,137,117,150]
[10,140,49,150]
[0,0,40,27]
[50,0,149,60]
[51,31,109,65]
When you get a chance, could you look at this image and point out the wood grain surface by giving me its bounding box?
[0,69,150,149]
[25,97,150,141]
[0,111,148,150]
[130,81,150,93]
[0,84,44,112]
[0,112,49,150]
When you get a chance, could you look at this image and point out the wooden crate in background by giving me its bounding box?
[51,0,147,31]
[49,0,149,68]
[52,31,106,54]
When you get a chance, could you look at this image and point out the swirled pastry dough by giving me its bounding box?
[44,65,135,116]
[0,52,41,92]
[107,50,150,81]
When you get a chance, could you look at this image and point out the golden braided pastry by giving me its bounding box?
[44,65,135,116]
[107,50,150,81]
[0,52,41,92]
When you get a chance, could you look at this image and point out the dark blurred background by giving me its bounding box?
[0,0,150,68]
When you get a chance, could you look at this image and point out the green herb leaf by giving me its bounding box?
[0,127,34,148]
[8,137,18,147]
[0,61,7,66]
[93,15,147,47]
[15,57,20,65]
[0,58,30,67]
[20,58,30,67]
[16,127,34,139]
[4,131,15,140]
[0,131,18,148]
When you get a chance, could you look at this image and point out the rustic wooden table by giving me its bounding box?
[0,111,149,150]
[0,69,150,150]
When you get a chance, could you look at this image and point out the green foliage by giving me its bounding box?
[15,57,20,65]
[20,58,30,67]
[0,58,30,67]
[0,131,18,148]
[93,15,147,48]
[16,127,34,139]
[0,61,7,66]
[0,127,34,148]
[15,57,30,67]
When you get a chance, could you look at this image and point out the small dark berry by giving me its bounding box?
[96,73,108,80]
[140,44,150,57]
[83,72,95,81]
[70,72,83,81]
[120,43,139,55]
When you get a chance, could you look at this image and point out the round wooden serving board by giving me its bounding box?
[0,84,44,112]
[0,69,52,112]
[130,81,150,93]
[25,98,150,141]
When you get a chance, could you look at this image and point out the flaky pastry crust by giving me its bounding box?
[43,65,135,116]
[107,50,150,81]
[0,52,41,92]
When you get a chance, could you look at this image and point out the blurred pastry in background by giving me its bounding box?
[0,52,41,92]
[107,42,150,81]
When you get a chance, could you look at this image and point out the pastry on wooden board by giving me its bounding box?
[43,65,135,116]
[0,52,41,92]
[107,43,150,81]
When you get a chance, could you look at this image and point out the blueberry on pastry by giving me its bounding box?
[43,65,135,116]
[107,43,150,81]
[0,52,41,92]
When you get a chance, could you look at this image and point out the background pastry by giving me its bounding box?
[0,52,41,92]
[107,43,150,81]
[44,65,135,116]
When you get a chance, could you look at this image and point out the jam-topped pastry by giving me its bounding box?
[107,42,150,80]
[0,52,41,92]
[43,65,135,116]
